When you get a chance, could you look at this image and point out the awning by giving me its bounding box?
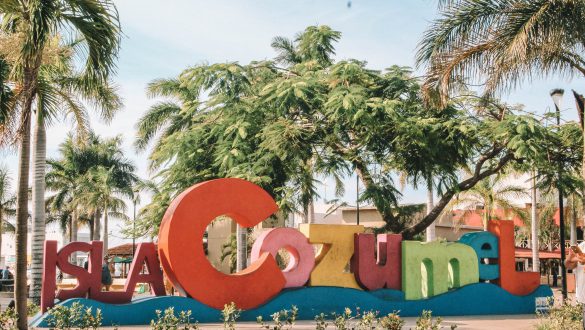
[112,256,133,263]
[515,247,562,259]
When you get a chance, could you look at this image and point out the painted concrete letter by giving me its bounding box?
[488,220,539,295]
[299,224,364,290]
[91,242,166,303]
[41,240,103,312]
[158,178,286,309]
[402,241,479,300]
[41,241,58,313]
[250,228,315,288]
[352,233,402,290]
[459,231,500,281]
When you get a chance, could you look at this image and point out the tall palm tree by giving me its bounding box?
[448,174,529,230]
[0,165,16,265]
[29,39,121,304]
[47,133,136,253]
[0,2,120,326]
[75,165,130,254]
[425,181,435,242]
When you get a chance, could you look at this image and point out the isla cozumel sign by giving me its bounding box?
[34,178,552,326]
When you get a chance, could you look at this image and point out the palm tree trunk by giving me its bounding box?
[570,196,577,245]
[15,97,33,330]
[308,201,315,224]
[71,210,78,264]
[30,110,46,303]
[0,208,3,267]
[89,216,94,242]
[236,224,246,272]
[103,203,109,255]
[531,172,539,272]
[93,209,101,241]
[425,182,435,242]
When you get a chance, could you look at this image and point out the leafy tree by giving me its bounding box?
[0,1,120,325]
[137,25,577,240]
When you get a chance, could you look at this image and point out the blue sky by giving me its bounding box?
[2,0,584,207]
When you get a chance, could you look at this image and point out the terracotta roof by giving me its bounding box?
[515,247,562,259]
[107,243,139,257]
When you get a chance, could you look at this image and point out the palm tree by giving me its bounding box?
[29,39,121,304]
[0,165,16,265]
[135,78,199,157]
[47,133,136,253]
[417,1,585,259]
[75,165,130,254]
[425,181,435,242]
[448,174,529,230]
[417,0,585,105]
[0,2,120,326]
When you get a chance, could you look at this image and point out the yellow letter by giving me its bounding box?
[299,224,364,290]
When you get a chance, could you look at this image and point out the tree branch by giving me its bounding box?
[401,150,514,239]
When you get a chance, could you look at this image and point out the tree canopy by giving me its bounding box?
[135,25,582,239]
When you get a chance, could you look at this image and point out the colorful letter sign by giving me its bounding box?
[36,178,552,327]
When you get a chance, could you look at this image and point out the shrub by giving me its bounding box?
[355,310,378,330]
[47,302,103,330]
[332,308,354,330]
[314,312,329,330]
[27,301,40,316]
[415,310,442,330]
[378,312,405,330]
[256,306,298,330]
[221,302,241,330]
[150,307,199,330]
[536,302,582,330]
[0,307,17,330]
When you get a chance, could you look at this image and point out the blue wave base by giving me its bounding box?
[31,284,553,327]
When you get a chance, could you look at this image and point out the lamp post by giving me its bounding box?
[132,188,139,257]
[550,88,567,301]
[356,174,360,225]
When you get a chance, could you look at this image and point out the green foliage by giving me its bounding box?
[47,302,103,330]
[378,312,405,330]
[332,308,354,330]
[150,307,199,330]
[536,302,582,330]
[0,307,17,330]
[46,133,137,235]
[415,310,442,330]
[355,310,378,330]
[27,301,40,316]
[417,0,585,106]
[256,306,298,330]
[221,302,241,330]
[136,25,581,239]
[314,313,329,330]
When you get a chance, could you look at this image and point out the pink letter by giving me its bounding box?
[251,228,315,288]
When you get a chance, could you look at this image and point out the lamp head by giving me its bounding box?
[550,88,565,109]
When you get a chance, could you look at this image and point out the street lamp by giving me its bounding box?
[550,88,567,301]
[356,174,360,225]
